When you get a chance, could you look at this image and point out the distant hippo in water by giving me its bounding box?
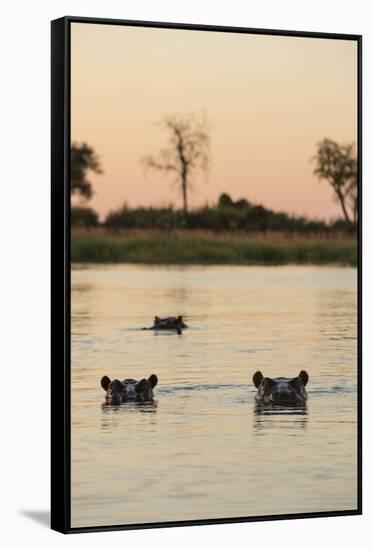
[101,374,158,404]
[144,316,188,335]
[253,370,309,406]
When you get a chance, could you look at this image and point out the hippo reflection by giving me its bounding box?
[144,316,188,335]
[101,374,158,405]
[253,370,309,406]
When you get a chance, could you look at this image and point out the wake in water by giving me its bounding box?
[157,383,245,394]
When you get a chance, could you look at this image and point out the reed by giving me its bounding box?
[71,229,357,266]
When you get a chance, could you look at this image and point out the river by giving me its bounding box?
[71,264,357,528]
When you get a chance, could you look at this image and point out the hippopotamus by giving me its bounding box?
[253,370,309,406]
[101,374,158,404]
[144,316,188,335]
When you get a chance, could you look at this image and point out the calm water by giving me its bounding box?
[71,264,357,528]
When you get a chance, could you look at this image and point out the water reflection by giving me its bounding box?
[164,285,189,303]
[101,400,158,427]
[72,283,92,293]
[253,404,308,433]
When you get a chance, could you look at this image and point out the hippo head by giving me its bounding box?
[152,316,187,334]
[101,374,158,404]
[253,370,309,406]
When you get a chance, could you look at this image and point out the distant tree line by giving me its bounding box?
[70,129,357,234]
[71,205,99,227]
[72,194,356,234]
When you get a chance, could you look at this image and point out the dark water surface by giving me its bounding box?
[71,265,357,528]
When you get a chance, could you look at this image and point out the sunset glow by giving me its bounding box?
[71,23,357,221]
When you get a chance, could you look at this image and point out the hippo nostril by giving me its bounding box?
[272,391,291,402]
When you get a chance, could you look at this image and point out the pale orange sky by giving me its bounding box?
[71,23,357,221]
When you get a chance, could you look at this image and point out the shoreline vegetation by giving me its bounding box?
[70,133,357,267]
[71,228,357,266]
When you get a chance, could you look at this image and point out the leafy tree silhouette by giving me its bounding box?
[312,139,357,223]
[71,142,103,200]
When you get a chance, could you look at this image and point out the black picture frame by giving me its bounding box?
[51,16,362,534]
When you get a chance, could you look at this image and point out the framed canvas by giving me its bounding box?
[51,16,362,533]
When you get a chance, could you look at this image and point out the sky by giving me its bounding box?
[71,23,357,221]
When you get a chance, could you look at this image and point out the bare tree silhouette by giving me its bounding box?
[141,114,210,214]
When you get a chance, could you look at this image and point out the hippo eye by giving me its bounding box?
[263,377,274,389]
[290,378,301,390]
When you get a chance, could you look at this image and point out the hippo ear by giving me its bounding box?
[298,370,309,386]
[253,371,264,388]
[148,374,158,388]
[101,376,111,391]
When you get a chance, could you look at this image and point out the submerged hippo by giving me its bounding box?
[101,374,158,404]
[253,370,309,406]
[144,316,188,335]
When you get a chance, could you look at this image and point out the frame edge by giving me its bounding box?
[51,16,70,534]
[50,15,362,533]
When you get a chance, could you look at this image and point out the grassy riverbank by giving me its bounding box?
[71,229,357,266]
